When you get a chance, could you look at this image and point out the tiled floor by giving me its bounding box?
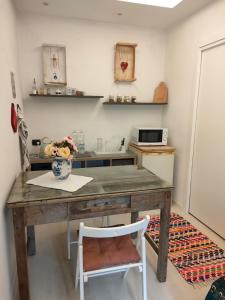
[28,205,225,300]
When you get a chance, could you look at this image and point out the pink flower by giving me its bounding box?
[64,136,74,145]
[63,136,73,143]
[63,136,77,151]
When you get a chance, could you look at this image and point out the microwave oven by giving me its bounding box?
[131,128,168,146]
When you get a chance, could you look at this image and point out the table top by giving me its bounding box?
[7,166,173,208]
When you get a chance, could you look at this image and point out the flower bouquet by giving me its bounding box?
[44,136,77,180]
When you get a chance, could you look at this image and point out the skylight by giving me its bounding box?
[117,0,184,8]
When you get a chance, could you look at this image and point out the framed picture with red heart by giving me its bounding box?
[114,42,137,82]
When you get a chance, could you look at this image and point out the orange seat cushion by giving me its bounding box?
[83,235,140,272]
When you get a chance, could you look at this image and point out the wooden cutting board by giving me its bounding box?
[153,82,168,103]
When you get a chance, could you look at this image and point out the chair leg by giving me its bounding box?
[79,245,84,300]
[67,221,71,260]
[75,249,79,288]
[142,237,147,300]
[80,278,84,300]
[123,269,129,279]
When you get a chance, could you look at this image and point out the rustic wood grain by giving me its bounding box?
[24,203,68,225]
[157,191,172,282]
[144,232,159,254]
[131,192,165,211]
[69,196,130,219]
[131,211,139,239]
[7,166,173,208]
[8,166,174,299]
[114,43,137,82]
[129,143,176,155]
[13,207,30,300]
[27,225,36,256]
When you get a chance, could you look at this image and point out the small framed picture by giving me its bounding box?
[114,42,137,82]
[42,44,67,85]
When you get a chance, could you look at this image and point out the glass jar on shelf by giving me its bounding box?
[96,137,104,153]
[73,130,85,154]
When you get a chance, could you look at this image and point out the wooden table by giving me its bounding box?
[7,166,173,300]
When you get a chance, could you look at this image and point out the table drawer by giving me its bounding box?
[131,192,165,211]
[69,196,130,219]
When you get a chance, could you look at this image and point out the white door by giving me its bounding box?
[189,40,225,238]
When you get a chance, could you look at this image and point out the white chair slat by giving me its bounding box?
[79,216,149,240]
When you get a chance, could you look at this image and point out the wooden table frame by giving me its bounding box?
[11,188,171,300]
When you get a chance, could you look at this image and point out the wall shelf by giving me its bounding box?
[103,101,168,105]
[29,94,104,99]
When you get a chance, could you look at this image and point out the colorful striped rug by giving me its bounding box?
[145,213,225,285]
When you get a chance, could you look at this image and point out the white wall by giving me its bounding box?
[0,0,23,299]
[17,13,166,151]
[164,0,225,209]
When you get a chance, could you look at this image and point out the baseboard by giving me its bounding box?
[172,200,185,212]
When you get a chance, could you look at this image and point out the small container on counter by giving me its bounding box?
[123,96,130,103]
[116,95,123,103]
[96,137,104,153]
[66,87,73,96]
[131,96,136,103]
[73,130,85,154]
[108,95,114,103]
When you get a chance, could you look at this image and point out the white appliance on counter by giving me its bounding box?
[131,128,168,146]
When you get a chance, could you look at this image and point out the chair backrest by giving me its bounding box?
[78,215,150,243]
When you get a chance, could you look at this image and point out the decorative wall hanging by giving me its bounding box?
[10,72,16,98]
[42,44,67,85]
[17,104,30,171]
[11,103,17,133]
[114,43,137,82]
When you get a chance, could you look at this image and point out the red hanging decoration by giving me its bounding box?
[120,61,128,72]
[11,103,17,133]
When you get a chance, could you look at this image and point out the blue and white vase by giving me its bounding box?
[52,157,72,180]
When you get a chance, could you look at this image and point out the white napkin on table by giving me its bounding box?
[26,172,93,192]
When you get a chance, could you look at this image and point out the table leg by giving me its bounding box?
[27,225,36,256]
[157,191,171,282]
[131,211,139,239]
[13,207,30,300]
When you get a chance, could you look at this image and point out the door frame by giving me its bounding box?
[186,33,225,212]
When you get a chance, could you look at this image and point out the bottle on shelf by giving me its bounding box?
[72,130,85,154]
[32,78,37,95]
[119,138,126,153]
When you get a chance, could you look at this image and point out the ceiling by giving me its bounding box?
[14,0,215,29]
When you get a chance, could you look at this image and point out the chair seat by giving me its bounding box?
[83,234,140,272]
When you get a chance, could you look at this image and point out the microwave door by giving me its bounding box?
[139,129,163,144]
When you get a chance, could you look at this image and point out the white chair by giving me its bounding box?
[67,216,110,260]
[75,215,150,300]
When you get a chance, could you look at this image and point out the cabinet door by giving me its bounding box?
[142,154,174,184]
[189,41,225,238]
